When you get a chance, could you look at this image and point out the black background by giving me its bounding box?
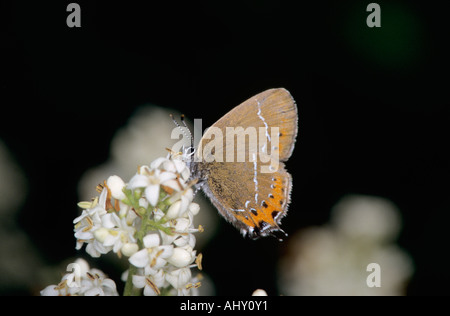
[1,1,449,295]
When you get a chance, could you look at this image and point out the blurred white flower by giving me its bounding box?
[0,140,27,217]
[331,195,402,244]
[252,289,268,296]
[0,140,44,293]
[278,195,414,296]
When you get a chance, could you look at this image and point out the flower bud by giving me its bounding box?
[167,248,193,268]
[166,200,181,219]
[121,243,139,257]
[94,228,110,243]
[107,175,126,200]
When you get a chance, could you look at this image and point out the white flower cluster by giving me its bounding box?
[71,154,203,296]
[73,178,138,258]
[40,259,118,296]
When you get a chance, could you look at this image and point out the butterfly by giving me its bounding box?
[184,88,298,241]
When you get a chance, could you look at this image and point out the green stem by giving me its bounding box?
[122,189,173,296]
[123,224,145,296]
[123,263,140,296]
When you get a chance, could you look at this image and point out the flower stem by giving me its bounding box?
[123,191,173,296]
[123,226,145,296]
[123,263,140,296]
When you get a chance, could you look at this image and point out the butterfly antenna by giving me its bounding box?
[169,113,181,128]
[180,114,194,148]
[170,114,194,155]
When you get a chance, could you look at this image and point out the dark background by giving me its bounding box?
[1,1,449,295]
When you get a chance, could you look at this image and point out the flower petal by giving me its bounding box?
[173,159,186,173]
[74,229,94,240]
[174,218,190,232]
[40,285,59,296]
[163,179,182,192]
[121,243,139,257]
[145,184,160,207]
[143,283,159,296]
[143,233,160,248]
[165,267,192,289]
[132,275,146,288]
[166,201,181,219]
[107,175,126,200]
[94,227,110,243]
[150,157,168,169]
[162,160,176,173]
[129,249,149,268]
[84,287,104,296]
[189,203,200,216]
[159,171,177,183]
[128,174,150,189]
[167,248,193,268]
[101,213,119,229]
[98,188,108,208]
[158,245,174,259]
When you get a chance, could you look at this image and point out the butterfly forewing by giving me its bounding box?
[193,88,297,240]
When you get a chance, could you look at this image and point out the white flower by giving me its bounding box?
[122,243,139,257]
[74,177,139,258]
[64,258,90,289]
[143,233,161,248]
[188,202,200,216]
[99,212,137,255]
[132,269,165,296]
[80,270,118,296]
[73,190,112,258]
[40,284,63,296]
[128,164,180,207]
[145,184,160,207]
[160,217,197,247]
[73,192,108,241]
[150,157,169,170]
[167,247,195,268]
[125,156,202,295]
[85,239,113,258]
[40,259,118,296]
[252,289,268,296]
[129,233,174,273]
[165,189,194,219]
[106,175,126,200]
[166,200,182,219]
[165,267,192,290]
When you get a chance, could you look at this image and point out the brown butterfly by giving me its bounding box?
[189,88,298,241]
